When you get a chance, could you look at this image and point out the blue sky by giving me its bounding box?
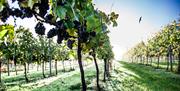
[94,0,180,27]
[94,0,180,60]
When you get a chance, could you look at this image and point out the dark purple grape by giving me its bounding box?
[45,14,53,21]
[39,0,49,17]
[35,22,45,35]
[22,8,33,18]
[73,20,81,29]
[0,7,12,22]
[32,0,49,17]
[57,34,63,44]
[80,31,89,43]
[63,31,70,40]
[47,28,58,38]
[13,9,23,17]
[67,39,75,49]
[56,20,64,28]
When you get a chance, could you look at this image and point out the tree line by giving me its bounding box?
[123,20,180,73]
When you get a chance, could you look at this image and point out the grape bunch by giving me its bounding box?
[0,6,34,22]
[47,28,58,38]
[21,8,33,18]
[73,20,81,29]
[12,8,33,19]
[0,7,12,22]
[57,34,63,44]
[45,14,54,21]
[57,20,65,28]
[56,28,64,44]
[63,30,70,40]
[73,20,90,43]
[56,20,71,43]
[35,22,45,35]
[56,29,70,44]
[46,19,70,44]
[67,39,75,49]
[32,0,49,17]
[79,31,89,43]
[12,9,23,18]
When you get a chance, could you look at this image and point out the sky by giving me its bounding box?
[2,0,180,60]
[93,0,180,60]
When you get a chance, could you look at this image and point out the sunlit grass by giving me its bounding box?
[104,61,180,91]
[4,68,73,91]
[2,63,103,91]
[2,61,180,91]
[32,64,103,91]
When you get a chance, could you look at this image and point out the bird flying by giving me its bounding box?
[139,16,142,23]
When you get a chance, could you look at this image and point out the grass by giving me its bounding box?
[4,68,74,91]
[2,62,103,91]
[139,60,178,71]
[2,61,180,91]
[32,64,103,91]
[104,61,180,91]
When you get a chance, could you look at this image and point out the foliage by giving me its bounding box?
[124,20,180,60]
[0,24,14,42]
[0,0,118,90]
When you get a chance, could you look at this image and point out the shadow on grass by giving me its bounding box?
[69,83,81,90]
[32,65,103,91]
[4,69,73,87]
[120,61,180,91]
[69,71,97,90]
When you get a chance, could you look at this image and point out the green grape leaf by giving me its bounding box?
[86,15,101,32]
[56,6,67,20]
[0,25,14,41]
[0,0,7,11]
[112,21,118,27]
[66,29,77,37]
[0,29,8,39]
[19,0,28,8]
